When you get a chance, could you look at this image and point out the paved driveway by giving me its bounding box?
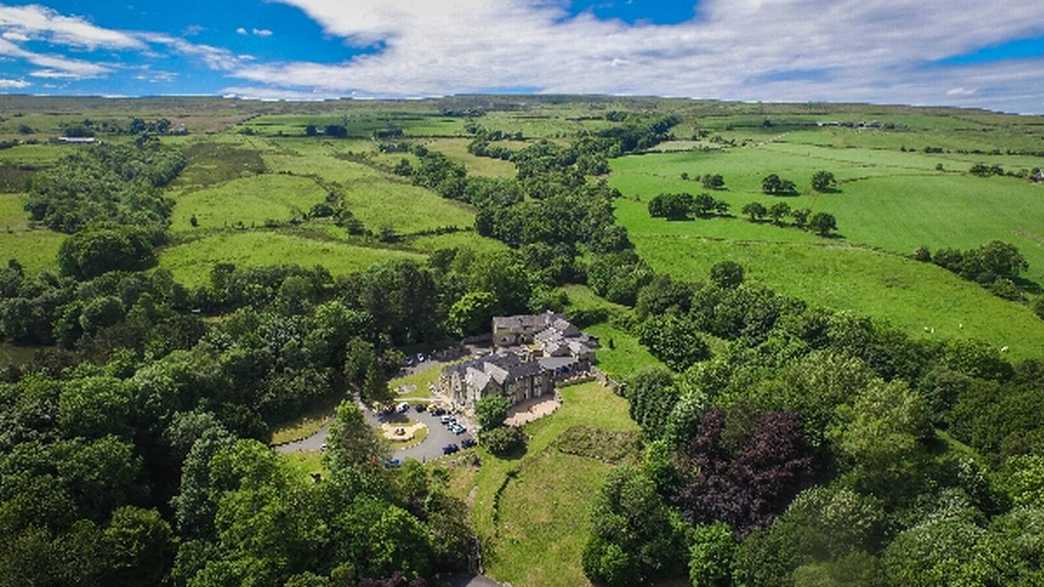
[275,403,474,463]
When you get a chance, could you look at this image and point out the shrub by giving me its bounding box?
[475,395,511,430]
[1035,297,1044,321]
[811,171,838,192]
[480,426,525,456]
[709,260,744,289]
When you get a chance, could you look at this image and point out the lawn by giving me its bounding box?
[557,284,664,381]
[158,231,425,288]
[454,381,639,587]
[390,365,446,399]
[171,174,329,232]
[268,394,343,446]
[282,451,327,479]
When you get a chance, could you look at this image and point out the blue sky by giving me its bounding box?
[1,1,1044,112]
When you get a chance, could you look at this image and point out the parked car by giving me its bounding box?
[442,444,459,455]
[461,438,477,449]
[431,407,446,416]
[451,425,466,435]
[396,402,410,414]
[383,458,402,468]
[415,403,428,412]
[440,415,454,425]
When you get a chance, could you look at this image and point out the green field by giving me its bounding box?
[609,137,1044,357]
[0,193,65,273]
[171,174,329,231]
[158,231,425,287]
[425,138,518,178]
[455,381,640,587]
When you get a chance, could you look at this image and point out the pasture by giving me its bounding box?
[609,133,1044,356]
[158,231,425,287]
[171,174,329,231]
[0,193,65,274]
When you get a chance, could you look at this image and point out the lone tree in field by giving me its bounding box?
[742,202,768,222]
[702,174,725,190]
[769,202,792,225]
[811,171,838,192]
[762,174,798,196]
[809,212,838,236]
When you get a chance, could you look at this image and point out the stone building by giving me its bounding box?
[442,313,599,412]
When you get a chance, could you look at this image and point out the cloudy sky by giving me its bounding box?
[1,1,1043,112]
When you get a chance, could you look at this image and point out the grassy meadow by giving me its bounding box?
[158,231,425,287]
[0,193,65,274]
[609,129,1044,357]
[171,174,329,231]
[452,381,641,587]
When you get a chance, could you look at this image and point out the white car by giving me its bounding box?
[396,402,410,413]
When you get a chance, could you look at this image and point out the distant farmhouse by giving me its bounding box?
[1031,168,1044,183]
[440,312,598,412]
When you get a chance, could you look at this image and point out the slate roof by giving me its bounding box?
[492,312,562,332]
[446,352,546,383]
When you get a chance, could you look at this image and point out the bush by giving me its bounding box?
[989,278,1024,301]
[709,261,744,289]
[475,395,511,430]
[689,523,737,587]
[1035,297,1044,321]
[480,426,525,456]
[58,226,161,280]
[811,170,838,192]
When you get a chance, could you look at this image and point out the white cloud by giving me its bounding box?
[221,85,341,101]
[0,78,29,89]
[227,0,1044,112]
[0,3,144,49]
[236,27,248,35]
[252,28,273,38]
[0,37,110,78]
[139,33,244,71]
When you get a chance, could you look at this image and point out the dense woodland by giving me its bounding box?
[1,103,1043,587]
